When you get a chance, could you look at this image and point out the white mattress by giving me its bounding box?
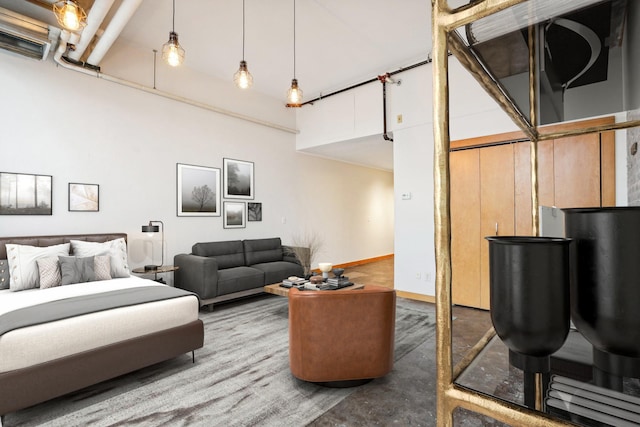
[0,276,199,373]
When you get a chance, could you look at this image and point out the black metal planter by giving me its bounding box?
[564,207,640,390]
[486,236,571,408]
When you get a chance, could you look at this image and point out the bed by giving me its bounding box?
[0,233,204,417]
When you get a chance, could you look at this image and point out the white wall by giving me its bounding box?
[390,59,519,296]
[0,51,394,280]
[295,83,382,149]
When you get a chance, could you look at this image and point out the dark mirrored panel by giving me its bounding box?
[461,0,637,128]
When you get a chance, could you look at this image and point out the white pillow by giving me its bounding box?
[70,238,130,278]
[5,243,71,291]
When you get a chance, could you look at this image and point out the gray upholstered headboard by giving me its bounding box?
[0,233,127,260]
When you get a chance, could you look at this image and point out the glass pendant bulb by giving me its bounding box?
[287,78,303,106]
[162,31,185,67]
[234,60,253,89]
[53,0,87,32]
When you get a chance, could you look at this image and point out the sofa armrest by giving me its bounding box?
[174,254,219,300]
[282,245,303,265]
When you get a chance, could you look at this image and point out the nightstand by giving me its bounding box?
[132,265,179,284]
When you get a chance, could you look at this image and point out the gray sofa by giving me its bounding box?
[174,237,304,308]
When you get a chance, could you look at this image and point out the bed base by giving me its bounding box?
[0,319,204,416]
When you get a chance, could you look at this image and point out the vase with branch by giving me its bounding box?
[288,231,323,279]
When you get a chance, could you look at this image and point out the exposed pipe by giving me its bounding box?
[53,39,298,134]
[301,58,431,106]
[378,73,395,142]
[87,0,144,65]
[67,0,117,61]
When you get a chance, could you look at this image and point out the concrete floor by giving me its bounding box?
[308,257,507,426]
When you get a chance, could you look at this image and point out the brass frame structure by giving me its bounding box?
[432,0,640,425]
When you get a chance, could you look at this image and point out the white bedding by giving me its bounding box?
[0,276,199,373]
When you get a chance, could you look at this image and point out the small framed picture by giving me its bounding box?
[223,158,254,199]
[0,172,52,215]
[177,163,221,216]
[248,202,262,221]
[223,201,246,229]
[69,183,99,212]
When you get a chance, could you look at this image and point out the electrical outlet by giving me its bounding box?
[425,273,431,282]
[416,272,421,280]
[397,114,403,124]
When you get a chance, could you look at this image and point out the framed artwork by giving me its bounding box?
[0,172,52,215]
[223,201,246,229]
[68,183,99,212]
[177,163,221,216]
[223,158,254,199]
[248,202,262,221]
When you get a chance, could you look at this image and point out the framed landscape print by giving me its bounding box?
[223,201,246,228]
[177,163,221,216]
[0,172,52,215]
[223,158,254,199]
[248,202,262,221]
[68,183,99,212]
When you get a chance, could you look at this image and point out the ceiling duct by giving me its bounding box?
[0,6,53,61]
[465,0,628,126]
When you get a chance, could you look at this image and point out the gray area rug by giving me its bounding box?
[4,294,436,427]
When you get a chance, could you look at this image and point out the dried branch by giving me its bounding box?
[291,230,323,277]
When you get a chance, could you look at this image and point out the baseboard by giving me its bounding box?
[396,290,435,304]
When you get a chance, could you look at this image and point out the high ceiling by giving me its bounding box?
[1,0,434,102]
[0,0,450,171]
[120,0,432,102]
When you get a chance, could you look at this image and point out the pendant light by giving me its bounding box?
[52,0,87,32]
[234,0,253,89]
[286,0,303,107]
[162,0,185,67]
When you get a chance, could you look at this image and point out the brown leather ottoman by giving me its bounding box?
[288,285,396,386]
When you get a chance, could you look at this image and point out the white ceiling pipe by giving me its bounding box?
[86,0,143,65]
[67,0,117,61]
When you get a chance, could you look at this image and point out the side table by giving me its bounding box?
[132,265,179,284]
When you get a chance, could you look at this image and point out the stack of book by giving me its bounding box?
[326,276,353,289]
[281,277,308,288]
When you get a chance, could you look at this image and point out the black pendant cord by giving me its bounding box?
[293,0,296,79]
[242,0,246,60]
[172,0,176,32]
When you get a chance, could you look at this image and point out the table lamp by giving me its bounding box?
[318,262,333,279]
[141,220,164,271]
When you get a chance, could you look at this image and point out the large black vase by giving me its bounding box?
[563,207,640,388]
[486,236,571,361]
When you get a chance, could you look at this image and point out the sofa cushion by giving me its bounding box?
[251,261,304,285]
[243,238,284,266]
[192,241,245,269]
[217,266,264,295]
